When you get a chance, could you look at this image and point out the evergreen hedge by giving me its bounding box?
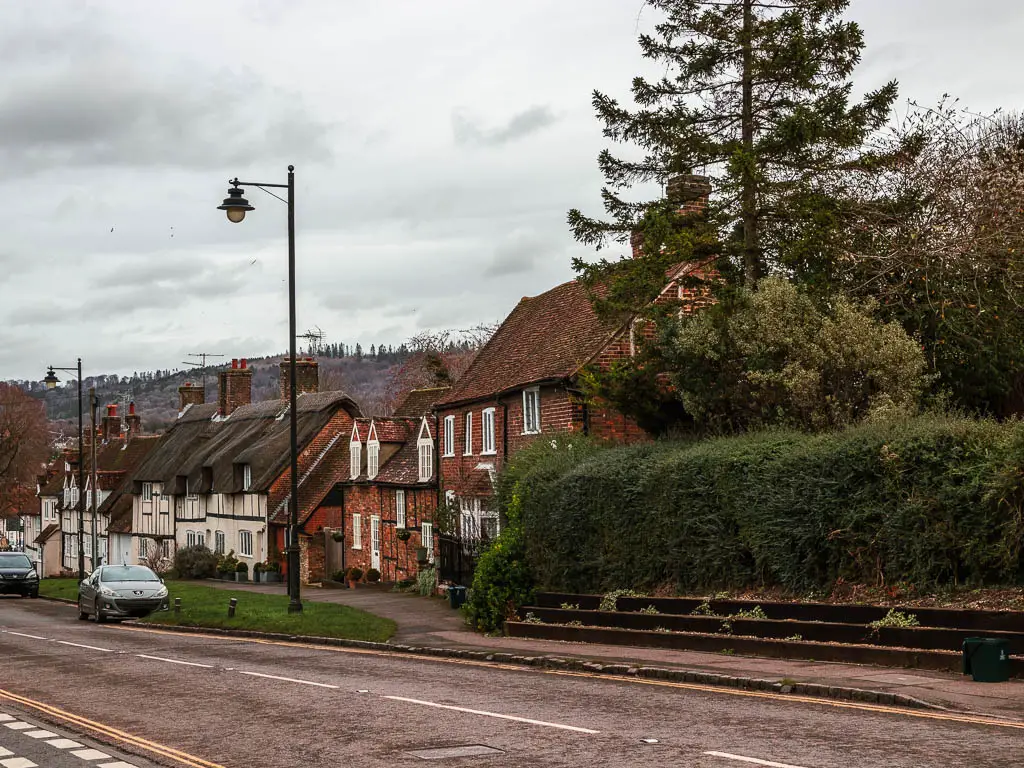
[517,417,1024,595]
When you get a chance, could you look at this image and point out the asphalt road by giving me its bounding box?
[0,597,1021,768]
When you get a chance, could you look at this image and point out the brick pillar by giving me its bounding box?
[178,382,205,411]
[101,404,121,441]
[126,402,142,435]
[667,173,712,217]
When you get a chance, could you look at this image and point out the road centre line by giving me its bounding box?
[0,688,224,768]
[3,632,49,641]
[236,671,339,689]
[56,641,114,653]
[383,695,600,734]
[135,655,213,669]
[705,751,809,768]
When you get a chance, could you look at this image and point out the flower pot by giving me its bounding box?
[265,572,281,583]
[235,573,248,582]
[347,580,357,589]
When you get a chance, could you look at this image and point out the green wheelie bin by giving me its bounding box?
[962,638,1011,683]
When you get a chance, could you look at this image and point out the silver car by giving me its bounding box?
[78,565,169,622]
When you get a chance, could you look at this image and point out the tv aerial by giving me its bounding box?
[182,353,225,395]
[298,327,326,356]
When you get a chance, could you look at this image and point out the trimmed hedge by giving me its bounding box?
[518,417,1024,595]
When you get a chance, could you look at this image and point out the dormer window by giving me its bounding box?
[142,482,153,502]
[242,464,252,491]
[367,423,380,480]
[350,422,362,480]
[417,419,433,482]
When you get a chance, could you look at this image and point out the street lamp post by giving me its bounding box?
[44,359,85,581]
[217,166,302,614]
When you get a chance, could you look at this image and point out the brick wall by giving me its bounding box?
[178,383,205,411]
[343,485,436,582]
[218,360,253,416]
[280,358,319,401]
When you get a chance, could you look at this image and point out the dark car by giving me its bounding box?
[77,564,169,622]
[0,552,39,598]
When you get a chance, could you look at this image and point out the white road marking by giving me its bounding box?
[70,748,111,761]
[0,757,37,768]
[236,671,339,689]
[0,749,11,757]
[97,763,138,768]
[705,752,810,768]
[46,739,84,749]
[383,696,600,734]
[23,729,56,739]
[4,722,33,730]
[135,654,212,668]
[57,641,114,653]
[0,715,12,722]
[3,632,49,641]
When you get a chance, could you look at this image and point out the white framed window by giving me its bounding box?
[214,530,225,555]
[523,387,541,434]
[186,530,196,548]
[352,513,362,549]
[239,530,254,558]
[418,443,432,482]
[70,487,79,507]
[481,408,496,454]
[367,441,379,480]
[139,538,149,557]
[161,540,170,558]
[443,416,455,457]
[350,441,362,479]
[242,464,252,491]
[142,483,153,502]
[463,412,473,455]
[197,531,206,548]
[396,489,406,529]
[421,521,434,563]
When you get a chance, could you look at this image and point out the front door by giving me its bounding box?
[370,516,381,571]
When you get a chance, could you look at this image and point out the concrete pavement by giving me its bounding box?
[200,579,1024,720]
[2,597,1023,767]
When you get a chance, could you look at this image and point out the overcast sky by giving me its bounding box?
[1,0,1021,382]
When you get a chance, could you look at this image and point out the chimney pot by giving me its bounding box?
[232,358,239,369]
[241,358,247,369]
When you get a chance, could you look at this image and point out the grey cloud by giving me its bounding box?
[485,230,558,277]
[452,106,558,148]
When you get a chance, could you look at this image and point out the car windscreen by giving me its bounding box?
[100,566,159,582]
[0,554,31,569]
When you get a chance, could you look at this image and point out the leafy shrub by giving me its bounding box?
[519,415,1024,594]
[235,561,248,574]
[346,567,363,582]
[331,570,347,583]
[599,589,647,612]
[366,568,381,583]
[173,545,219,580]
[869,609,920,630]
[417,565,436,597]
[217,551,239,575]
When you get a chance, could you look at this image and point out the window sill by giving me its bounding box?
[442,452,456,459]
[352,545,362,551]
[480,450,498,456]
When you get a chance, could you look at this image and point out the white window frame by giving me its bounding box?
[421,521,434,563]
[523,387,541,435]
[463,412,473,455]
[139,538,148,558]
[142,483,153,502]
[161,539,171,558]
[242,464,252,491]
[367,442,379,480]
[418,442,433,482]
[239,530,253,558]
[214,530,225,555]
[396,489,406,529]
[352,513,362,549]
[197,531,206,548]
[442,415,454,457]
[350,441,362,479]
[186,530,196,548]
[481,408,496,455]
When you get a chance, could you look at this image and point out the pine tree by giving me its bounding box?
[568,0,898,290]
[370,344,376,359]
[355,343,363,362]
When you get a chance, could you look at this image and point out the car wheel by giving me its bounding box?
[78,598,89,620]
[28,591,38,599]
[93,598,106,624]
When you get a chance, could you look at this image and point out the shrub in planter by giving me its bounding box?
[262,560,282,582]
[331,531,345,542]
[173,545,218,580]
[331,569,348,583]
[396,529,412,542]
[346,567,363,584]
[252,562,263,580]
[234,561,249,581]
[366,568,381,583]
[217,551,239,578]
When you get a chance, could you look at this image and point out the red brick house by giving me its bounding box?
[435,174,713,541]
[335,387,449,583]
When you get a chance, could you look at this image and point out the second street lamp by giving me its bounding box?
[217,166,302,614]
[44,360,86,581]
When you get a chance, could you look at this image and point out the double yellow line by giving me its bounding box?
[0,687,224,768]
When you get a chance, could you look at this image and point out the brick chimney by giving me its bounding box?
[101,404,122,442]
[630,174,711,258]
[280,357,319,401]
[178,382,205,412]
[125,401,142,435]
[218,358,253,417]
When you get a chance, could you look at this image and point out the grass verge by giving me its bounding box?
[39,579,396,643]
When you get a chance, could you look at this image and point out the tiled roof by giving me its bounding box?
[268,431,349,526]
[393,387,451,417]
[370,417,417,443]
[436,278,624,406]
[105,493,134,533]
[39,473,65,497]
[374,440,432,485]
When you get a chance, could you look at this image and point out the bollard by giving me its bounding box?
[174,597,181,614]
[228,598,238,618]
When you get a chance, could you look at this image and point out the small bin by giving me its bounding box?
[447,585,467,609]
[962,637,1011,683]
